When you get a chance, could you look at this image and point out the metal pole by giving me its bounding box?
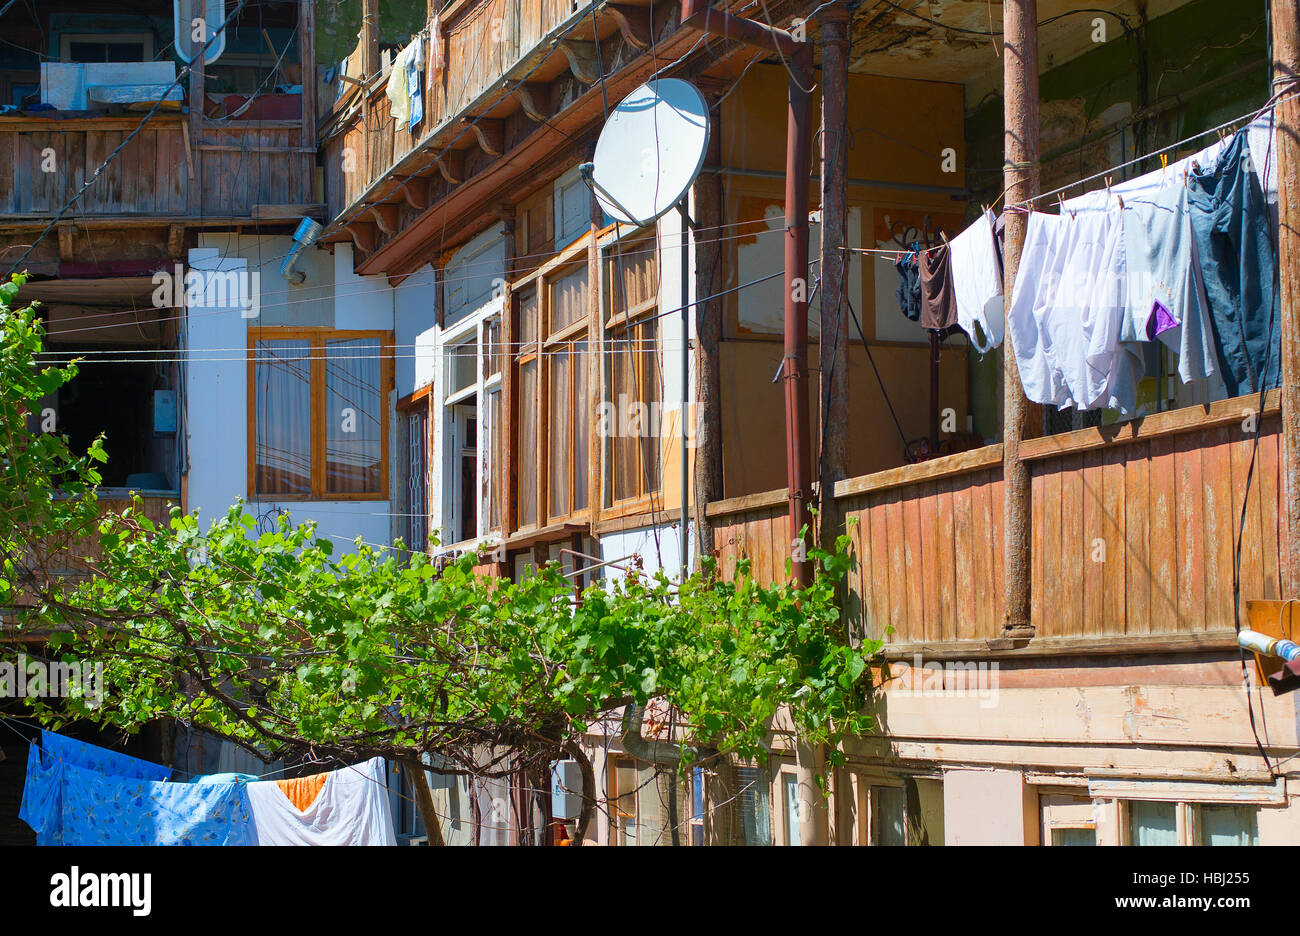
[784,47,814,590]
[680,200,690,580]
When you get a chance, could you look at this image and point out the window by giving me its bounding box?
[403,403,430,552]
[249,329,392,500]
[735,766,773,846]
[602,235,661,507]
[511,244,593,530]
[60,33,153,63]
[869,777,944,846]
[1041,793,1096,846]
[782,772,802,846]
[1122,799,1260,846]
[689,766,705,847]
[554,168,591,249]
[608,756,639,846]
[442,313,502,546]
[1195,805,1258,846]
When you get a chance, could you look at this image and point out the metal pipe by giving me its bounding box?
[680,202,691,581]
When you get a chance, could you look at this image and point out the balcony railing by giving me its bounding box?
[706,392,1284,655]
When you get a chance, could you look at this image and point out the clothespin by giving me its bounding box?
[1159,152,1169,172]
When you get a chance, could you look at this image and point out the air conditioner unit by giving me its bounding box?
[552,760,584,822]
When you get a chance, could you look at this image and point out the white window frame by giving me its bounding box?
[440,298,503,550]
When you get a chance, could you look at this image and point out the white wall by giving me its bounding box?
[184,238,401,553]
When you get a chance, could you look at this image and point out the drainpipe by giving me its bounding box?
[678,0,824,847]
[280,217,322,284]
[680,0,813,590]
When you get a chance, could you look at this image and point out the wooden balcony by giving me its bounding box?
[0,114,314,223]
[324,0,598,222]
[706,392,1285,657]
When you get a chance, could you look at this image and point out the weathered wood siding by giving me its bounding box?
[705,392,1285,651]
[1024,396,1284,639]
[0,117,312,218]
[323,0,586,219]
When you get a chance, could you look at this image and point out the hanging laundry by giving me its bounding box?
[243,757,396,846]
[19,730,172,846]
[918,242,959,333]
[385,42,419,126]
[407,35,425,131]
[948,209,1004,354]
[1186,130,1280,397]
[21,736,255,846]
[893,252,921,322]
[1120,182,1218,384]
[1005,210,1142,414]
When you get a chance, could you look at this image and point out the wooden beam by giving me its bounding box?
[299,0,316,148]
[57,223,74,263]
[1273,0,1300,598]
[512,82,550,122]
[362,0,380,81]
[167,223,185,259]
[368,203,400,235]
[436,150,464,184]
[1000,0,1041,639]
[349,220,377,254]
[606,4,654,50]
[464,118,504,157]
[558,40,601,84]
[397,177,430,211]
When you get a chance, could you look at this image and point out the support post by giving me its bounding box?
[299,0,316,149]
[817,4,851,557]
[693,110,724,564]
[1000,0,1041,639]
[1272,0,1300,598]
[362,0,380,81]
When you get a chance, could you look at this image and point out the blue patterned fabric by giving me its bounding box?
[40,730,171,782]
[20,733,256,846]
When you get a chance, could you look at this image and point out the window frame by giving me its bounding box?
[508,234,595,533]
[397,385,433,556]
[246,327,393,502]
[440,304,503,549]
[600,229,661,515]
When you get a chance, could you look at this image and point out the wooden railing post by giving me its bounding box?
[1000,0,1041,640]
[1272,0,1300,599]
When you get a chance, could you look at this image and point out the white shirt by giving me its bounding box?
[948,209,1004,354]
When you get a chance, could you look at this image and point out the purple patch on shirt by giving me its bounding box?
[1147,300,1178,340]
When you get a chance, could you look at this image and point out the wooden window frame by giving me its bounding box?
[606,754,640,847]
[397,384,434,555]
[508,235,595,533]
[600,230,661,517]
[246,327,393,502]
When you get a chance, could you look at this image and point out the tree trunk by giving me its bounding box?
[402,759,447,846]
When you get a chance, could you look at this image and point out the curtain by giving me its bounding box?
[325,338,382,495]
[254,339,312,496]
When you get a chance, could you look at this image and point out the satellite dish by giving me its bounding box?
[174,0,228,65]
[591,79,710,226]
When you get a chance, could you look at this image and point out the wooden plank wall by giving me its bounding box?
[843,460,1005,646]
[197,126,313,216]
[0,120,312,218]
[0,121,189,216]
[707,399,1285,651]
[1028,413,1285,638]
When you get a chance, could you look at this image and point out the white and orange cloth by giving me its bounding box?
[245,757,396,846]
